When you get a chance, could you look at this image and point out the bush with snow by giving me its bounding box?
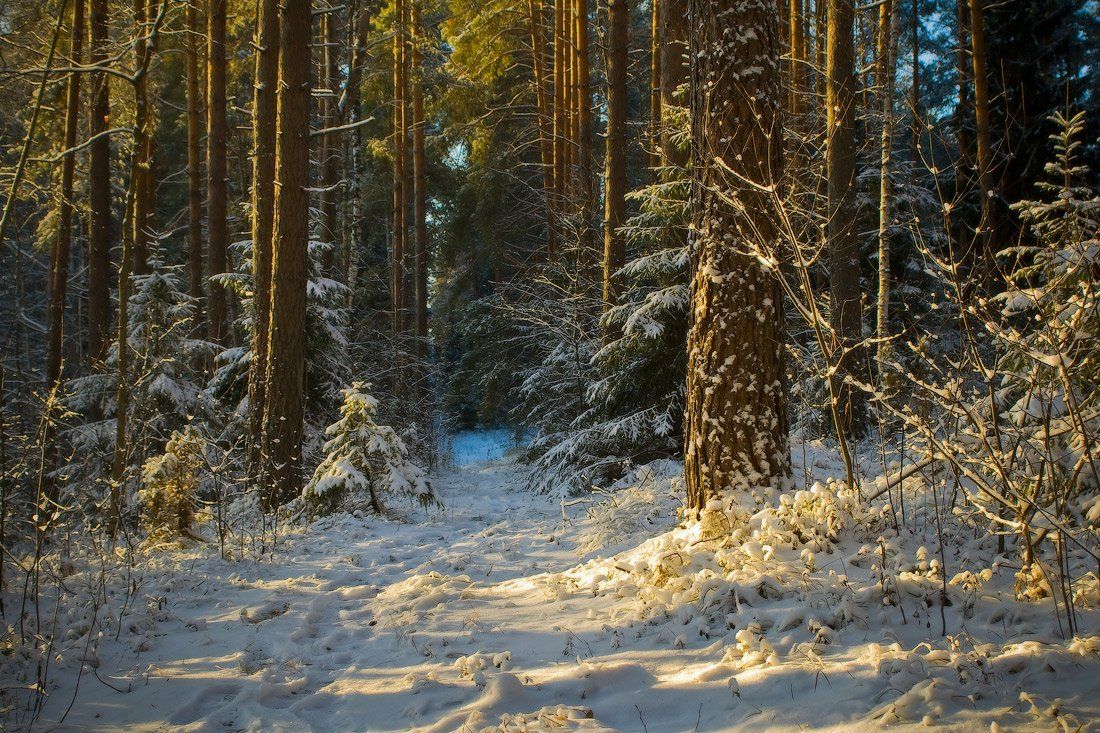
[139,428,206,545]
[301,382,435,516]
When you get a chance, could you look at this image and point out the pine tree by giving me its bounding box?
[684,0,790,515]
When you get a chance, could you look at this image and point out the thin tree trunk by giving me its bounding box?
[684,0,789,515]
[876,0,896,374]
[46,0,85,389]
[649,0,660,168]
[320,10,341,275]
[528,0,556,258]
[261,0,312,506]
[187,0,204,317]
[659,0,688,168]
[826,0,865,438]
[969,0,996,281]
[131,0,152,276]
[602,0,627,334]
[392,0,409,346]
[789,0,806,122]
[86,0,112,364]
[574,0,594,252]
[248,0,280,473]
[412,2,429,361]
[552,0,566,245]
[206,0,229,344]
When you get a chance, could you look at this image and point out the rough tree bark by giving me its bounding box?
[969,0,996,282]
[659,0,688,168]
[684,0,790,515]
[247,0,280,472]
[412,2,429,361]
[261,0,312,505]
[187,0,204,316]
[876,0,896,373]
[826,0,865,438]
[45,0,84,389]
[601,0,627,333]
[86,0,112,364]
[649,0,660,167]
[206,0,228,344]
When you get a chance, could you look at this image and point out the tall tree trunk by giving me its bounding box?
[659,0,688,168]
[46,0,84,389]
[528,0,556,257]
[876,0,896,375]
[261,0,312,506]
[187,0,204,317]
[684,0,789,515]
[206,0,229,344]
[602,0,627,333]
[826,0,864,438]
[969,0,995,281]
[789,0,806,122]
[248,0,280,473]
[412,2,429,361]
[131,0,152,276]
[649,0,660,168]
[86,0,112,364]
[573,0,594,251]
[320,10,341,275]
[392,0,409,341]
[552,0,566,246]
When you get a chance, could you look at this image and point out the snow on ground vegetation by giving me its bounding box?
[2,437,1098,732]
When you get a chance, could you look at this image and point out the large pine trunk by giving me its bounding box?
[248,0,280,472]
[206,0,229,344]
[86,0,112,365]
[46,0,84,389]
[683,0,789,515]
[601,0,627,332]
[261,0,312,505]
[826,0,865,438]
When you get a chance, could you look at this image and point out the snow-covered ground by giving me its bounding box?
[7,447,1100,732]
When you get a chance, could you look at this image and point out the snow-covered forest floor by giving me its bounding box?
[9,433,1100,732]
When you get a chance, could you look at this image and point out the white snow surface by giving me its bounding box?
[8,450,1100,732]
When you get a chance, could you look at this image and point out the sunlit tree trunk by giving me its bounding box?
[261,0,312,505]
[46,0,84,389]
[826,0,865,438]
[684,0,790,515]
[412,2,429,361]
[128,0,153,277]
[602,0,627,333]
[86,0,112,364]
[552,0,567,246]
[206,0,229,343]
[574,0,594,252]
[248,0,280,472]
[876,0,896,374]
[649,0,660,167]
[392,0,409,340]
[186,0,204,318]
[528,0,556,258]
[969,0,996,281]
[320,10,341,275]
[658,0,687,168]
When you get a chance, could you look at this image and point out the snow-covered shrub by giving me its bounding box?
[301,382,435,515]
[64,260,212,506]
[139,427,205,545]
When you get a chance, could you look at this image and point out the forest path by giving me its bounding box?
[44,450,631,732]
